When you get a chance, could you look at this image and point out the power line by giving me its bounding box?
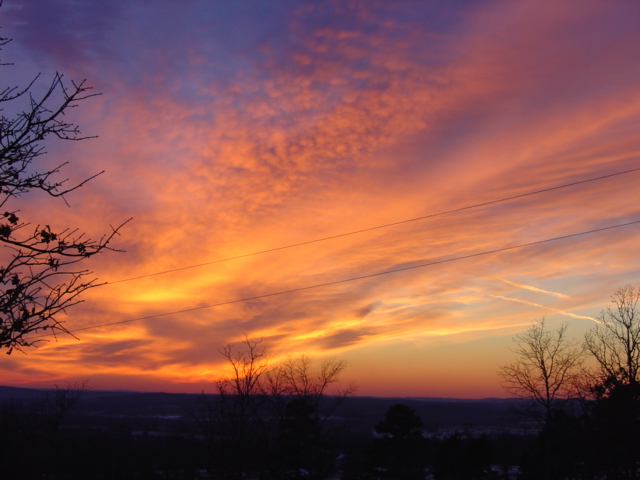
[43,219,640,339]
[107,167,640,285]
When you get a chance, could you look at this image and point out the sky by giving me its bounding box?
[1,0,640,398]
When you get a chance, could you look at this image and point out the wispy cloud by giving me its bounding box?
[493,295,598,323]
[500,279,571,299]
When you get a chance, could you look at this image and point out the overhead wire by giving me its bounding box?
[106,166,640,284]
[36,219,640,340]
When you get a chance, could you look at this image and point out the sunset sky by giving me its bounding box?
[2,0,640,398]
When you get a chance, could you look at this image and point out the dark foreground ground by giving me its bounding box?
[0,386,536,479]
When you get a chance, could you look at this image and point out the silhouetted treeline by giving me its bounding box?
[344,388,640,480]
[3,387,640,479]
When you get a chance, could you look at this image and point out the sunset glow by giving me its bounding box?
[2,0,640,398]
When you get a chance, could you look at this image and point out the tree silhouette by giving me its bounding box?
[0,14,129,352]
[585,380,640,479]
[585,285,640,387]
[375,403,423,440]
[582,286,640,479]
[371,404,425,479]
[197,335,271,478]
[433,433,492,480]
[498,318,584,480]
[197,338,354,479]
[270,355,355,479]
[498,318,584,426]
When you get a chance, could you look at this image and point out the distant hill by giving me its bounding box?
[0,385,48,401]
[0,385,531,433]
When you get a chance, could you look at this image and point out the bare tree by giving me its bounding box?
[198,340,355,479]
[498,319,586,480]
[197,335,272,478]
[265,354,354,479]
[213,334,271,446]
[498,318,585,425]
[218,333,270,398]
[0,19,129,352]
[42,380,89,441]
[585,285,640,387]
[274,355,355,424]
